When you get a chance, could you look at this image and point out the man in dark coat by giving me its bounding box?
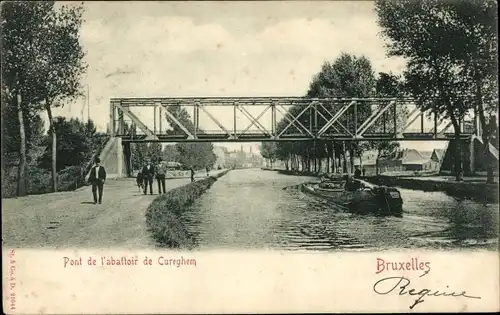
[88,157,106,204]
[141,159,155,195]
[354,166,362,179]
[190,166,195,182]
[156,158,167,194]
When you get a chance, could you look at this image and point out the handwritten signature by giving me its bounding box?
[373,276,481,309]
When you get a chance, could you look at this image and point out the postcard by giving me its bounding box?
[2,0,499,313]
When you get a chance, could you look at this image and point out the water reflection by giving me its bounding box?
[181,169,499,251]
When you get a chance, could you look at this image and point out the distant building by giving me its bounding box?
[225,145,263,168]
[354,148,444,175]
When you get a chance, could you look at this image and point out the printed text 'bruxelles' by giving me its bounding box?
[376,257,431,277]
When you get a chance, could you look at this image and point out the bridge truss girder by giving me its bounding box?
[109,97,477,142]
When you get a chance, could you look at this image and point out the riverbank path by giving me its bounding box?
[2,170,227,249]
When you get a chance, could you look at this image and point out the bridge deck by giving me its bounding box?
[2,171,222,249]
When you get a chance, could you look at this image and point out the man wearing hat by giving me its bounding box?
[141,158,155,195]
[88,157,107,204]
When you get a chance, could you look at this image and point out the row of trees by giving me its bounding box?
[260,53,408,175]
[2,112,107,197]
[2,2,88,196]
[261,0,498,182]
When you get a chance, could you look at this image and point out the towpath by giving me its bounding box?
[2,170,226,249]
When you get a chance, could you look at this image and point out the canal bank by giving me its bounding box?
[145,169,230,248]
[262,168,499,203]
[366,175,499,203]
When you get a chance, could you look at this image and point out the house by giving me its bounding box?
[353,148,444,175]
[431,148,445,163]
[424,148,445,171]
[398,149,427,171]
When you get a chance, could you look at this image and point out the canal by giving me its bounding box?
[181,169,499,251]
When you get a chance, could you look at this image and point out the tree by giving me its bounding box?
[1,1,87,194]
[260,142,278,168]
[162,145,180,163]
[375,0,498,181]
[266,53,377,175]
[131,143,148,171]
[32,3,87,192]
[164,105,217,169]
[368,72,409,174]
[454,0,498,183]
[293,53,377,173]
[40,117,95,171]
[2,2,55,196]
[1,101,45,159]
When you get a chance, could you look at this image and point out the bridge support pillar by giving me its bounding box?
[95,136,128,179]
[116,137,123,177]
[123,141,132,177]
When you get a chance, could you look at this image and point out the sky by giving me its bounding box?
[49,1,448,152]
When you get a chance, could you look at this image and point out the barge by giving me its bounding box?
[301,178,403,216]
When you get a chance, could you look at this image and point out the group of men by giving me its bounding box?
[87,157,212,203]
[86,156,169,204]
[137,158,168,195]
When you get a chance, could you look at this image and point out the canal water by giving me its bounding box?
[181,169,499,251]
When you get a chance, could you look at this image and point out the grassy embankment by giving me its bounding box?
[145,170,230,249]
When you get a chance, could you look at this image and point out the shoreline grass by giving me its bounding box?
[145,170,230,249]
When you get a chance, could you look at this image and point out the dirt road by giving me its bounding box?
[2,171,221,249]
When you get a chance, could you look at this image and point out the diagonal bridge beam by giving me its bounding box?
[159,102,195,139]
[237,104,272,137]
[317,101,356,137]
[357,101,395,137]
[197,104,233,138]
[277,103,315,138]
[316,102,351,136]
[115,104,159,140]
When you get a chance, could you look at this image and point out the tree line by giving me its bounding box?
[261,0,498,182]
[260,54,408,176]
[2,2,89,196]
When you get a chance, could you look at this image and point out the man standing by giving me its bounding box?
[354,166,362,179]
[142,159,155,195]
[190,166,195,183]
[156,158,167,194]
[88,157,106,204]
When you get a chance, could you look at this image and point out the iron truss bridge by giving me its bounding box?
[108,97,479,142]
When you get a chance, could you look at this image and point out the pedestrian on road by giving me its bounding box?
[206,166,210,177]
[142,159,155,195]
[362,168,366,177]
[354,166,362,179]
[190,166,195,182]
[156,158,167,194]
[88,157,106,204]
